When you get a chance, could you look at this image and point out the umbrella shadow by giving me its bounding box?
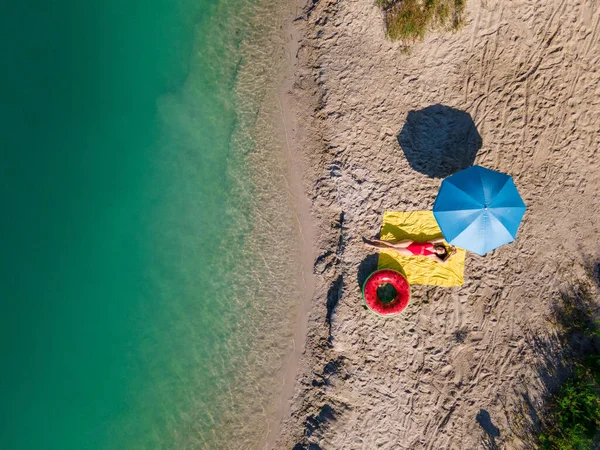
[398,104,482,178]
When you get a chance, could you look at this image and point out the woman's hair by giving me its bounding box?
[433,244,450,260]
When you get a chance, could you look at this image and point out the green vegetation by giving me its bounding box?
[377,0,465,41]
[537,278,600,449]
[540,371,600,449]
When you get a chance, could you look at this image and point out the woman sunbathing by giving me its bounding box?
[364,236,457,263]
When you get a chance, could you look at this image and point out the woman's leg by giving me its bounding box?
[389,239,414,249]
[364,241,413,257]
[364,241,388,250]
[364,241,414,257]
[392,248,413,257]
[370,238,413,248]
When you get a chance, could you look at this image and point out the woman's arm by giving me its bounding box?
[426,254,448,264]
[426,247,456,264]
[429,237,447,244]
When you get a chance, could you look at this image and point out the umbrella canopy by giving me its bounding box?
[433,166,526,255]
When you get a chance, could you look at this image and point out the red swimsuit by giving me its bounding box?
[406,241,435,256]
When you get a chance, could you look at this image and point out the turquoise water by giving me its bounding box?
[0,0,300,448]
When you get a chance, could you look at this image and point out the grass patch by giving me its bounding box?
[540,373,600,449]
[536,276,600,449]
[377,0,466,42]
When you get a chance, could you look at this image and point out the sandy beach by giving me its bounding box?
[274,0,600,448]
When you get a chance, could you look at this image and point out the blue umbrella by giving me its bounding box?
[433,166,526,255]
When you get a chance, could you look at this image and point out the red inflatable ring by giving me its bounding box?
[362,269,410,316]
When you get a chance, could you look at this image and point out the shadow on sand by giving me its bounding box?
[477,409,500,450]
[357,253,380,291]
[398,104,482,178]
[506,264,600,448]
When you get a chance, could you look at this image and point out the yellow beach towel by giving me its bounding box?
[377,211,465,287]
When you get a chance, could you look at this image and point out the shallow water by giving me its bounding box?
[0,0,302,448]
